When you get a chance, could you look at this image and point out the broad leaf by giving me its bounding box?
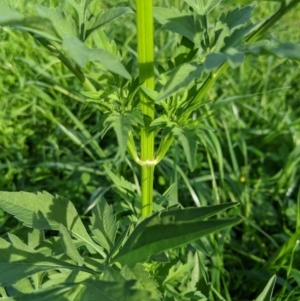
[112,213,240,266]
[255,275,277,301]
[62,37,131,79]
[0,191,104,256]
[220,5,255,32]
[35,4,78,38]
[89,196,118,252]
[86,7,133,39]
[154,7,199,44]
[157,62,204,102]
[0,237,94,286]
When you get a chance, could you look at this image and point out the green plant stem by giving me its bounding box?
[136,0,155,218]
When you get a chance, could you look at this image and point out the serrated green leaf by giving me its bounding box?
[0,191,104,256]
[255,275,277,301]
[154,7,199,44]
[220,5,255,31]
[157,62,203,101]
[35,4,78,38]
[62,37,131,79]
[59,224,84,266]
[86,7,133,39]
[121,264,162,300]
[159,202,239,222]
[112,215,240,266]
[28,229,44,249]
[89,196,118,252]
[223,23,255,50]
[0,237,94,286]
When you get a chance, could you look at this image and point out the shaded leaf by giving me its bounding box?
[154,7,199,44]
[112,213,240,266]
[0,237,94,286]
[86,7,133,39]
[121,264,162,300]
[35,4,78,38]
[157,62,203,101]
[173,127,198,171]
[246,42,300,60]
[220,5,255,31]
[0,191,104,256]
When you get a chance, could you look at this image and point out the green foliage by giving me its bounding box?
[1,0,300,300]
[0,192,237,299]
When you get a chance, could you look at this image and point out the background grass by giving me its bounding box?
[0,0,300,300]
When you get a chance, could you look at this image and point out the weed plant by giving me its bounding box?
[0,0,300,300]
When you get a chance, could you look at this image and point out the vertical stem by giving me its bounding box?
[135,0,155,217]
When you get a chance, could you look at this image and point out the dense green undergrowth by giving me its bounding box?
[0,0,300,300]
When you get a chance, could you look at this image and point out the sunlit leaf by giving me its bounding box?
[0,237,94,286]
[0,191,104,256]
[89,196,118,252]
[62,37,131,79]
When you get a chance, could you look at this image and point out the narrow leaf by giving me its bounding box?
[62,37,131,79]
[112,216,240,266]
[255,275,277,301]
[59,224,84,266]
